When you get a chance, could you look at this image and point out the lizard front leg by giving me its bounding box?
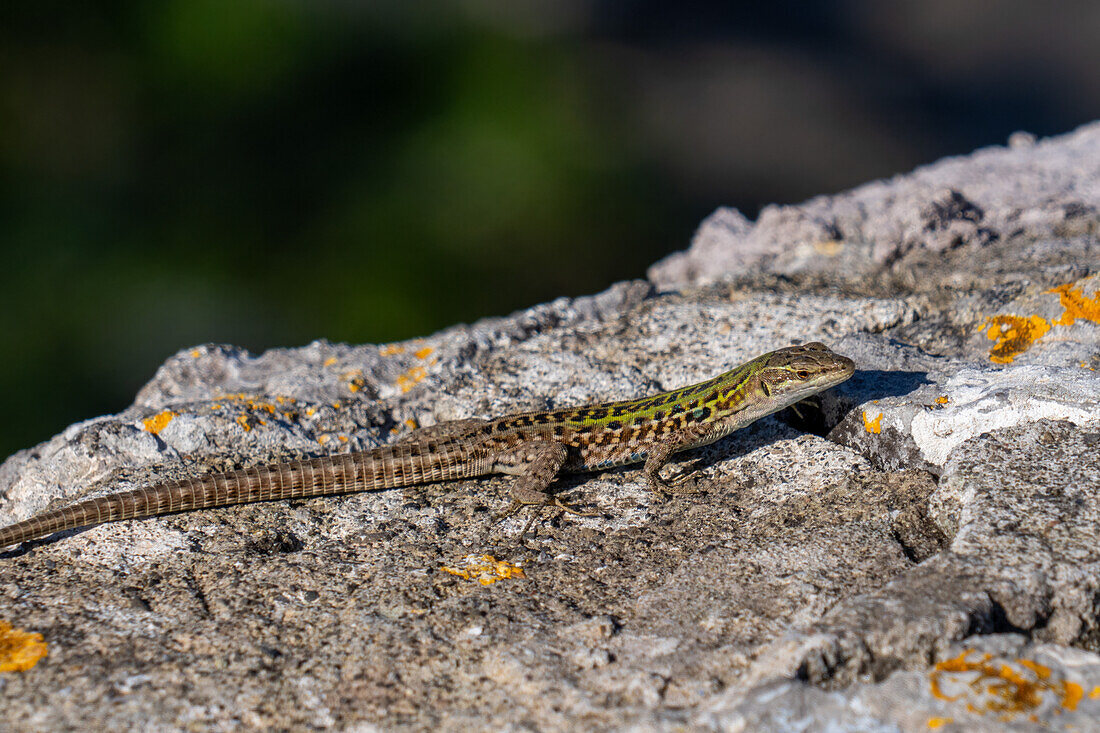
[643,440,704,497]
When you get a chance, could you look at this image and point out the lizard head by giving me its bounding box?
[756,342,855,407]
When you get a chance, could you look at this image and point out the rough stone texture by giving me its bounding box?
[697,635,1100,733]
[2,124,1100,731]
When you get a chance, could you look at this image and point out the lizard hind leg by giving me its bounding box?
[491,442,596,533]
[392,418,488,444]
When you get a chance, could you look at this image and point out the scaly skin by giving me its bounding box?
[0,342,854,548]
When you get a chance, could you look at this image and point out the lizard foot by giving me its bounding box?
[496,495,598,536]
[648,470,704,497]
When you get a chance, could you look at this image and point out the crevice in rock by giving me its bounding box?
[971,598,1037,638]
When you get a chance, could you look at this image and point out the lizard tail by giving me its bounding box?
[0,443,493,548]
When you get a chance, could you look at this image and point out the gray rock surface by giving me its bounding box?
[2,124,1100,731]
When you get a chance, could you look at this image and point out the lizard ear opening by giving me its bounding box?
[760,381,772,397]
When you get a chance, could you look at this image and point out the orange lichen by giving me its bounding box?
[1062,681,1084,711]
[982,315,1051,364]
[1090,686,1100,699]
[980,279,1100,363]
[812,240,842,256]
[390,418,419,436]
[323,357,338,367]
[441,555,525,585]
[935,396,950,405]
[1017,658,1051,680]
[926,718,953,729]
[190,349,202,358]
[396,366,428,394]
[214,394,281,415]
[862,411,883,434]
[929,651,1086,720]
[0,620,48,673]
[379,344,405,356]
[414,346,434,360]
[1049,282,1100,327]
[341,369,366,393]
[236,414,254,432]
[142,410,178,435]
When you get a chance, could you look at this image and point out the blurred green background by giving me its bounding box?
[3,1,1100,459]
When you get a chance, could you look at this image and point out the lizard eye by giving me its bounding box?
[760,381,772,397]
[795,370,810,380]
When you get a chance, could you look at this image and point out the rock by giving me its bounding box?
[2,125,1099,731]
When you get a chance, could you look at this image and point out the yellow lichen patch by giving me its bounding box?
[1090,686,1100,699]
[236,414,254,432]
[1062,681,1084,711]
[317,434,329,445]
[0,620,48,673]
[341,369,366,393]
[396,366,428,394]
[1049,282,1100,327]
[142,410,178,435]
[929,651,1086,720]
[414,346,434,360]
[390,418,419,436]
[862,411,883,434]
[812,240,842,256]
[935,396,950,405]
[1017,658,1051,679]
[190,349,202,358]
[323,357,338,367]
[979,280,1099,364]
[379,344,405,356]
[982,315,1051,364]
[926,718,953,729]
[441,555,525,586]
[214,394,281,415]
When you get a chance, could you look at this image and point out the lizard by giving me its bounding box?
[0,342,854,549]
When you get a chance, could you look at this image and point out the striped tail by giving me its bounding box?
[0,441,493,548]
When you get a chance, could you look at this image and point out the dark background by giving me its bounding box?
[3,1,1100,460]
